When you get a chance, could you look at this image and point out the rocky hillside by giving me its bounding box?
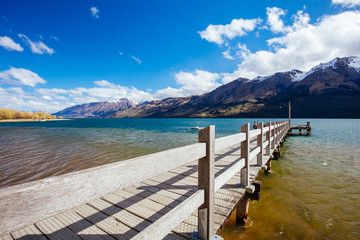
[55,56,360,118]
[108,56,360,118]
[54,98,135,118]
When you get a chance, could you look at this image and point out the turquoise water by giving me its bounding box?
[0,118,359,239]
[220,119,360,240]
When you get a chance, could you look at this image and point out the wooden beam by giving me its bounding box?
[198,126,215,240]
[214,158,245,192]
[215,133,245,153]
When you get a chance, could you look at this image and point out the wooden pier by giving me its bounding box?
[288,122,312,135]
[0,121,291,240]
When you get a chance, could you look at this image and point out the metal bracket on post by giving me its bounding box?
[245,185,256,194]
[198,126,215,240]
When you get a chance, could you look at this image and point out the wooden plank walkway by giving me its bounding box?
[0,121,289,240]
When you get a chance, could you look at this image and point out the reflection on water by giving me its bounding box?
[0,118,359,239]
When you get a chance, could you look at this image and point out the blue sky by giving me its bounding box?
[1,0,360,113]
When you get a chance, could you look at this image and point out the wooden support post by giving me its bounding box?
[307,121,311,136]
[265,160,271,174]
[240,123,250,187]
[198,126,215,240]
[265,122,270,155]
[273,148,280,160]
[236,197,249,225]
[256,122,263,166]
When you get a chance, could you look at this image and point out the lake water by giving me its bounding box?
[0,118,359,239]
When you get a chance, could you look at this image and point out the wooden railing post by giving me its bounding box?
[278,122,281,140]
[240,123,250,187]
[265,122,270,155]
[271,122,275,149]
[198,126,215,240]
[289,102,291,126]
[256,122,263,166]
[275,122,278,145]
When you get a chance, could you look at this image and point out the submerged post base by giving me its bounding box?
[265,160,271,174]
[236,197,249,226]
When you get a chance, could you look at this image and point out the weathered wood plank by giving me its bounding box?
[11,224,47,240]
[131,190,204,240]
[54,209,113,240]
[74,204,138,239]
[36,216,82,240]
[0,235,12,240]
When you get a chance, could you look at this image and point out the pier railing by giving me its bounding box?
[0,120,290,239]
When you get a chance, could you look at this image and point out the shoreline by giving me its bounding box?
[0,119,71,123]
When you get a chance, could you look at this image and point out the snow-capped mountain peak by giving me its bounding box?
[292,56,360,82]
[348,56,360,71]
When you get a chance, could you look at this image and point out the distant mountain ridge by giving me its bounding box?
[54,98,135,118]
[55,56,360,118]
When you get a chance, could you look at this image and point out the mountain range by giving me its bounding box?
[55,56,360,118]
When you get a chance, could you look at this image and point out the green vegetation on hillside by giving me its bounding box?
[0,108,58,120]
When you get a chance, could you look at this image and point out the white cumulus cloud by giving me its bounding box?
[0,36,23,51]
[91,7,100,19]
[266,7,292,33]
[198,18,262,45]
[266,7,310,34]
[18,34,54,55]
[0,67,46,87]
[94,80,113,87]
[155,70,221,99]
[332,0,360,7]
[222,50,235,60]
[222,10,360,82]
